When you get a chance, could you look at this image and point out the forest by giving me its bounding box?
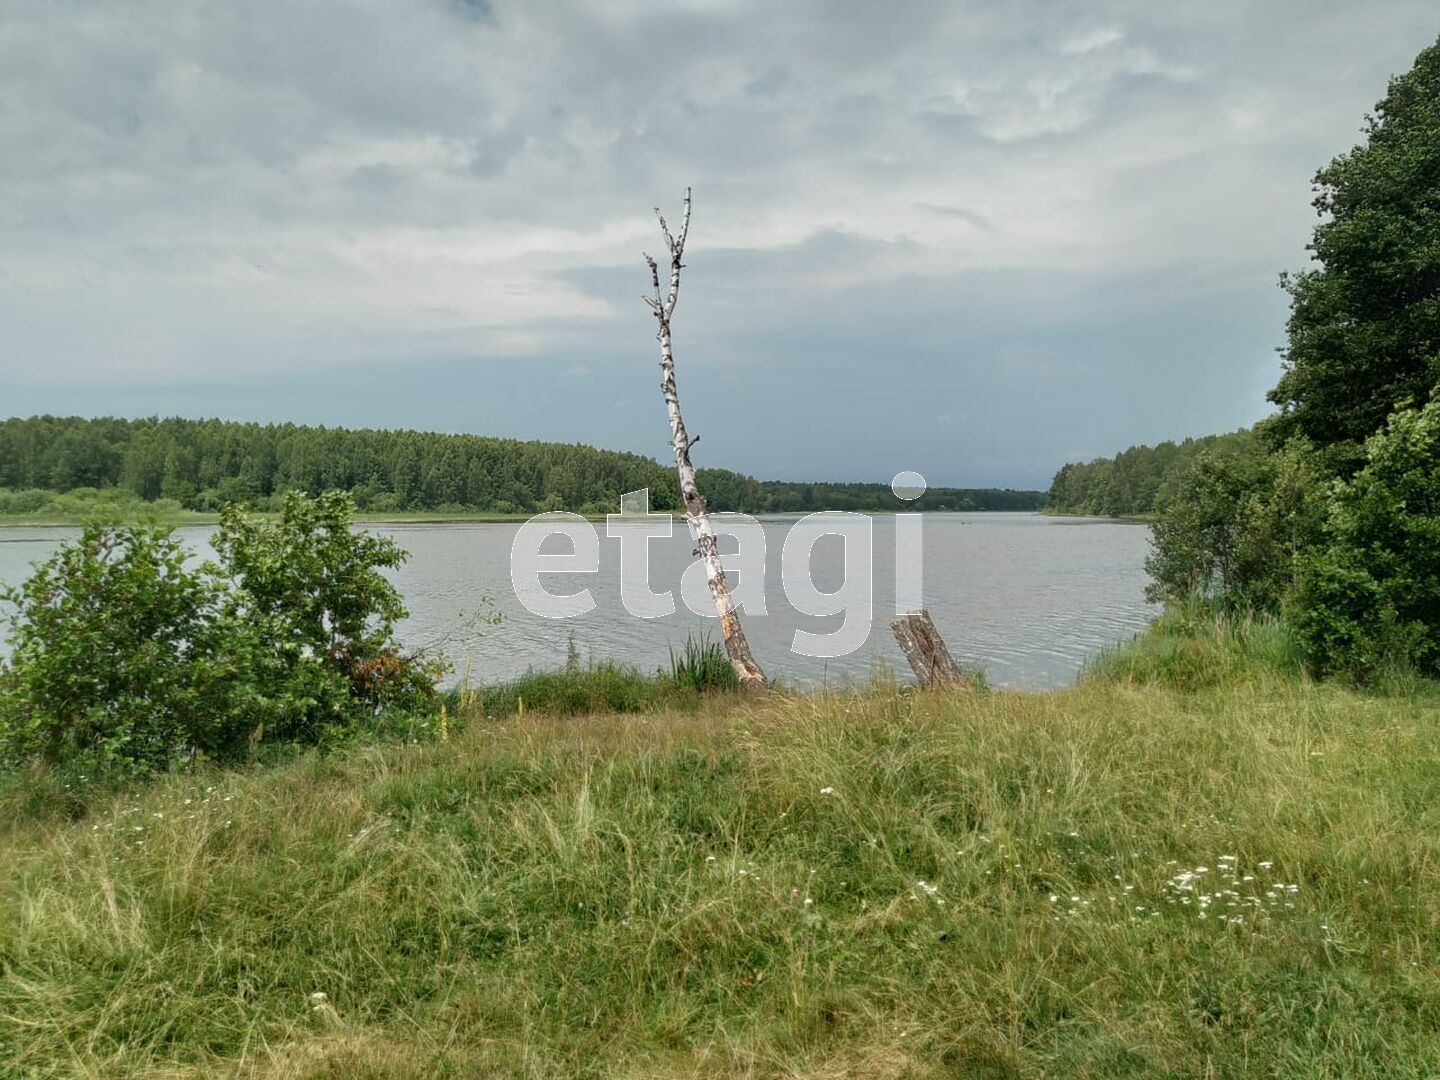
[0,415,1044,516]
[1045,430,1251,517]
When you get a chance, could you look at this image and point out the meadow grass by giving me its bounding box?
[3,645,1440,1075]
[1082,603,1308,690]
[462,636,739,719]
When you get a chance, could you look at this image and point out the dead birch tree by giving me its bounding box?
[644,188,769,692]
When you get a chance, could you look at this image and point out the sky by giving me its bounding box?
[2,2,1436,489]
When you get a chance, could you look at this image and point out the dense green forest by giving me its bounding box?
[0,416,1043,516]
[1045,430,1251,517]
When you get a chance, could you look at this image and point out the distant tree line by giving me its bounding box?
[1046,431,1251,518]
[0,416,1044,515]
[753,480,1043,513]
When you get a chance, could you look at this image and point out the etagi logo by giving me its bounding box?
[509,472,929,660]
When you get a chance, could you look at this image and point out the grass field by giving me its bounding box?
[2,622,1439,1076]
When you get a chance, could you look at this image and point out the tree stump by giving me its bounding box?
[890,609,967,689]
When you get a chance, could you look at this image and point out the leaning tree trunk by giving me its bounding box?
[645,189,768,692]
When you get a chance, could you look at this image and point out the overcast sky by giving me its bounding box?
[2,2,1436,487]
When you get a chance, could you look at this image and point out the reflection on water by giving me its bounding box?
[0,513,1156,690]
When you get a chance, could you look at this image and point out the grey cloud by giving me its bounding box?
[1,1,1437,485]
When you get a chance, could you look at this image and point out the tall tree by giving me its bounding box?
[1268,35,1440,462]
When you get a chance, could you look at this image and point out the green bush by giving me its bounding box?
[213,491,438,744]
[215,491,442,744]
[0,524,257,776]
[1145,434,1326,612]
[0,492,441,777]
[1295,399,1440,679]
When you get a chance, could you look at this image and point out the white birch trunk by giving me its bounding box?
[645,189,769,691]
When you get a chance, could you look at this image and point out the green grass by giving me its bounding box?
[4,642,1440,1076]
[472,660,685,717]
[461,637,740,719]
[668,635,740,694]
[1082,603,1308,691]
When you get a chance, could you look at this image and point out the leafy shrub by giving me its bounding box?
[214,491,441,744]
[1294,399,1440,679]
[0,524,256,775]
[0,489,53,514]
[0,487,186,520]
[0,492,441,777]
[1146,434,1325,611]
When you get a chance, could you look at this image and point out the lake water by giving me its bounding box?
[0,513,1156,690]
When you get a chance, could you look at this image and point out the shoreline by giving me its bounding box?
[0,508,1057,529]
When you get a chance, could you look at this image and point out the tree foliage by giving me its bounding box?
[1267,35,1440,460]
[1294,399,1440,678]
[1047,433,1247,517]
[1144,435,1325,611]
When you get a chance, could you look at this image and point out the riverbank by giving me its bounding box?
[4,618,1438,1076]
[0,508,1041,528]
[1041,507,1154,524]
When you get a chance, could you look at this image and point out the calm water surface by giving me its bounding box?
[0,513,1156,690]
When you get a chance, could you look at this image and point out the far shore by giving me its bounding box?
[0,507,1059,528]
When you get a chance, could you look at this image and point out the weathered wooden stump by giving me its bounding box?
[890,609,968,689]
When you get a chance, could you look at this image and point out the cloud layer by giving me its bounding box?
[2,1,1436,485]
